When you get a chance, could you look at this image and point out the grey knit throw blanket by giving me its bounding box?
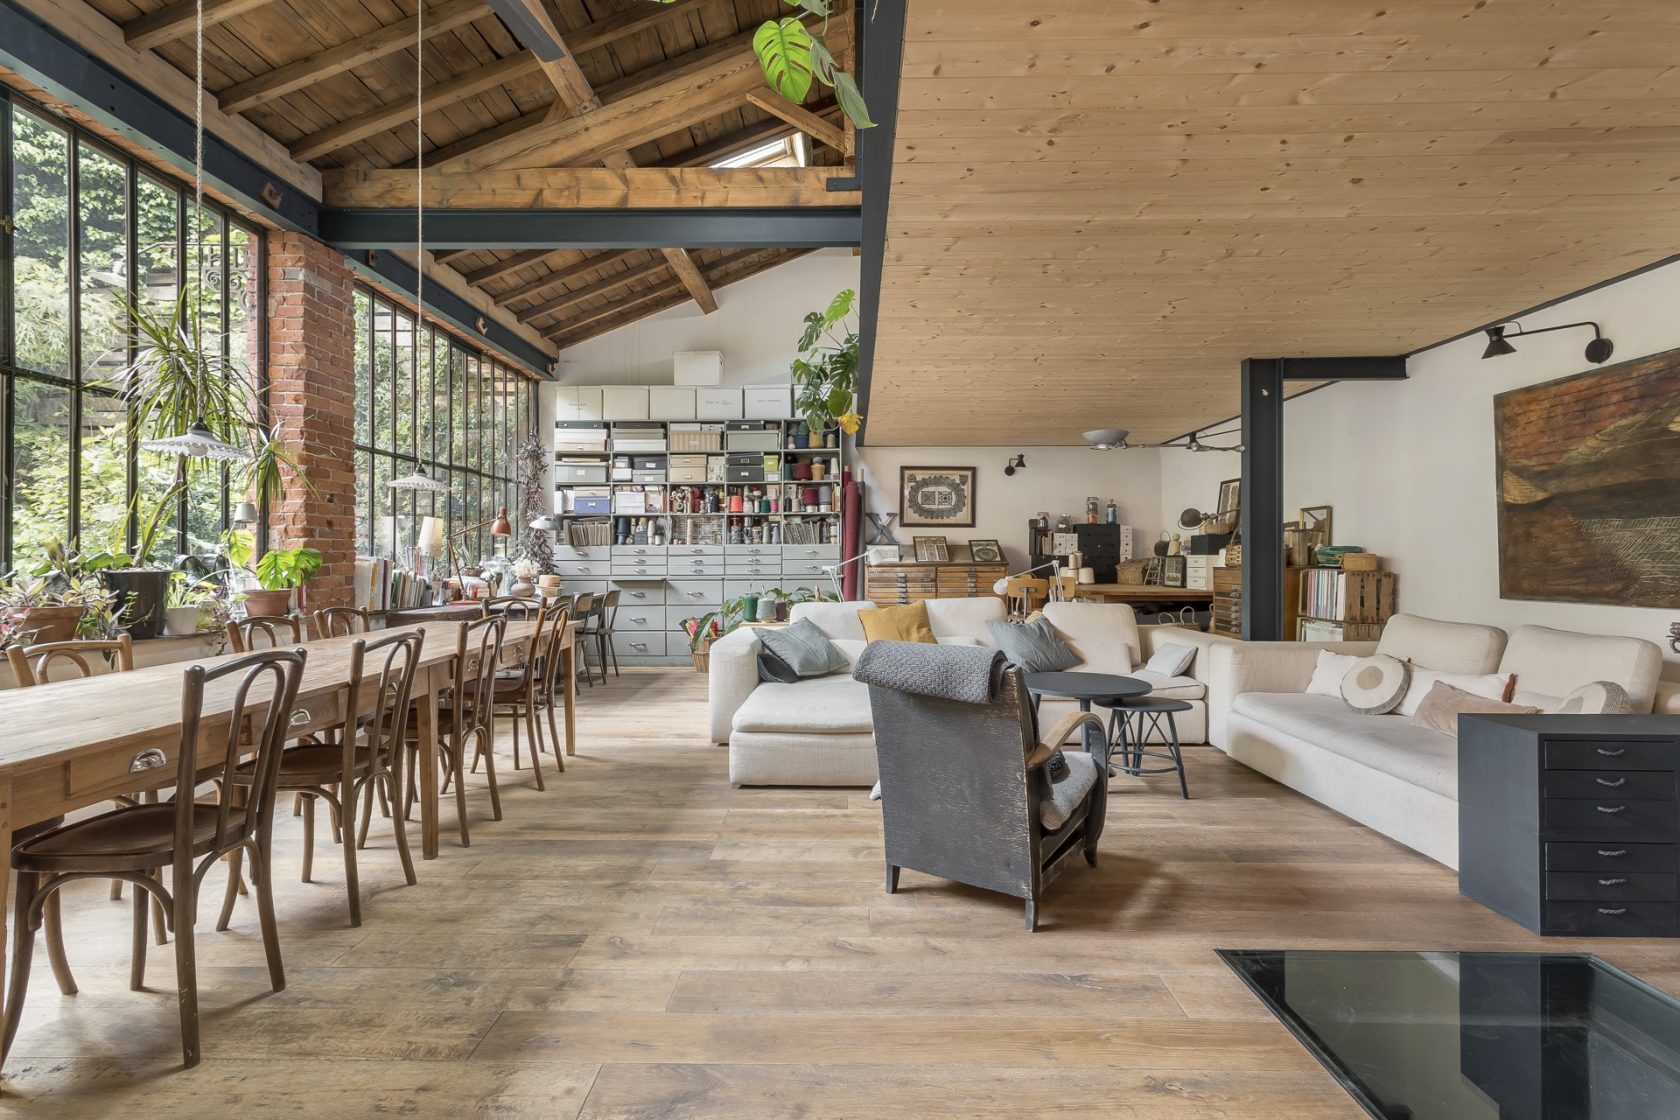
[852,640,1007,705]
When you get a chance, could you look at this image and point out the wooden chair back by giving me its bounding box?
[598,589,621,629]
[344,628,424,777]
[179,647,307,858]
[569,591,594,620]
[1004,577,1050,617]
[7,634,135,687]
[451,614,507,750]
[485,595,541,620]
[313,606,371,640]
[1053,571,1080,603]
[383,603,485,626]
[227,614,307,653]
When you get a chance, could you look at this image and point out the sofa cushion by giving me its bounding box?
[757,618,849,682]
[1412,681,1539,738]
[732,672,874,735]
[1145,642,1197,677]
[1377,614,1507,675]
[790,600,875,641]
[1550,680,1633,716]
[1340,654,1410,715]
[986,615,1079,672]
[859,602,937,644]
[1231,692,1459,799]
[1395,669,1511,718]
[1498,625,1663,713]
[1306,650,1361,698]
[1040,601,1140,673]
[1130,670,1206,701]
[925,596,1007,643]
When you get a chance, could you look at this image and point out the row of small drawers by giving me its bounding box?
[567,578,820,612]
[558,558,833,579]
[557,544,840,562]
[1544,842,1678,932]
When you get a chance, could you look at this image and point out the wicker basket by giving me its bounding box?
[690,636,715,672]
[1340,553,1381,571]
[1114,559,1149,585]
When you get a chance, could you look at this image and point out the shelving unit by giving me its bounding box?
[551,385,842,664]
[1211,566,1305,640]
[1026,522,1133,583]
[1296,568,1398,641]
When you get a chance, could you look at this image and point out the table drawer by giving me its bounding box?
[613,632,666,658]
[1545,900,1678,936]
[1544,798,1678,831]
[1546,872,1677,902]
[556,560,610,579]
[66,737,178,800]
[1544,769,1676,800]
[1547,841,1677,873]
[1544,740,1676,771]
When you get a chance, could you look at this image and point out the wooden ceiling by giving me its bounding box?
[71,0,855,351]
[867,0,1680,446]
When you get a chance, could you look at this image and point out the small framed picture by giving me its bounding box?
[967,538,1004,564]
[865,544,901,565]
[913,536,950,563]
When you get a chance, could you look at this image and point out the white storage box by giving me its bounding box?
[743,385,793,419]
[674,351,723,386]
[695,387,742,420]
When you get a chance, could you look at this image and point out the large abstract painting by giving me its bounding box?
[1495,347,1680,607]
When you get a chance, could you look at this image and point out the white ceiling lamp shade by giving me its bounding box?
[1082,428,1131,450]
[140,419,250,461]
[388,466,452,493]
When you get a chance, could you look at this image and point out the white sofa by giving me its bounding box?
[1220,614,1666,868]
[709,598,1225,787]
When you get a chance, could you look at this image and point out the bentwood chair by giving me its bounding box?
[227,614,307,653]
[576,593,609,686]
[2,647,307,1070]
[312,606,372,640]
[222,630,423,927]
[485,595,541,621]
[567,592,595,687]
[407,616,506,847]
[488,602,570,785]
[6,634,168,945]
[594,589,621,680]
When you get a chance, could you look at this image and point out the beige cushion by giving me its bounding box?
[1412,681,1540,738]
[1377,614,1507,675]
[1341,654,1410,715]
[1306,650,1361,697]
[1498,625,1663,713]
[1231,692,1460,799]
[732,673,873,735]
[924,596,1007,643]
[1395,669,1511,718]
[1549,680,1633,716]
[790,600,875,641]
[1130,670,1206,701]
[1040,601,1140,673]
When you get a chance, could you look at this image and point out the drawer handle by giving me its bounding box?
[1596,747,1627,757]
[688,592,705,598]
[289,707,312,728]
[630,643,648,651]
[630,593,646,599]
[1595,776,1627,788]
[1597,907,1629,916]
[630,616,648,624]
[1598,878,1628,886]
[128,748,167,774]
[1596,804,1627,814]
[1599,849,1628,857]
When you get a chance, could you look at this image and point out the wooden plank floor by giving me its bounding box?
[7,666,1679,1116]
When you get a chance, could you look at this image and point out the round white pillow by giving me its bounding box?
[1551,680,1633,716]
[1340,654,1411,715]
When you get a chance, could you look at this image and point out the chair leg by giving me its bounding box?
[358,780,376,850]
[525,699,546,791]
[247,842,286,994]
[44,889,76,996]
[597,632,609,684]
[217,849,243,932]
[480,729,504,822]
[451,744,473,847]
[510,708,522,770]
[171,865,201,1068]
[607,632,619,678]
[110,878,123,901]
[885,864,900,895]
[543,686,565,772]
[342,784,363,928]
[1167,711,1190,799]
[2,871,41,1067]
[300,795,315,882]
[386,773,418,887]
[130,876,151,989]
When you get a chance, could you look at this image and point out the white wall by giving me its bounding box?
[1161,259,1680,664]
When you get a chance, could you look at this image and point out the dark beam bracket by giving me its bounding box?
[321,207,863,250]
[348,250,554,380]
[0,0,320,235]
[850,0,906,448]
[1240,359,1286,642]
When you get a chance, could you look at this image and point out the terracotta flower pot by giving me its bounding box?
[241,589,294,617]
[16,604,84,644]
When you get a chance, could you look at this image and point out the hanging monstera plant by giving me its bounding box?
[649,0,873,129]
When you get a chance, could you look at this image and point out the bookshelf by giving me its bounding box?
[1296,568,1398,641]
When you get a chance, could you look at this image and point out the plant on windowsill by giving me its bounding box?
[222,529,322,617]
[0,571,121,649]
[791,288,860,438]
[164,571,233,637]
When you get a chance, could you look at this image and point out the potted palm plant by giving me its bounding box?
[790,289,861,437]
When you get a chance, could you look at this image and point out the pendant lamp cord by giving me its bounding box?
[415,0,424,326]
[193,0,204,325]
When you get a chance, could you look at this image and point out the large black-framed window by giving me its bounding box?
[352,287,533,565]
[0,90,264,573]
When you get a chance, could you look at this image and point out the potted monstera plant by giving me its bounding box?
[223,530,322,617]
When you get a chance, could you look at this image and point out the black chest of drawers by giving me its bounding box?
[1459,714,1680,937]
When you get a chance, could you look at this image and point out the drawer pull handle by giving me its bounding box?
[1596,804,1627,814]
[630,617,647,624]
[1597,878,1628,886]
[1596,747,1627,757]
[688,592,704,598]
[1597,907,1629,916]
[289,707,312,728]
[128,748,167,774]
[630,593,646,599]
[1595,777,1627,788]
[631,643,648,651]
[1598,849,1628,857]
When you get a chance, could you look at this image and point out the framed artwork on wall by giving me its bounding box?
[967,539,1004,563]
[1215,478,1241,534]
[913,536,950,563]
[900,466,977,528]
[1495,346,1680,608]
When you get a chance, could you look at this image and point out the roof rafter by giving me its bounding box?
[125,0,273,50]
[745,91,848,154]
[515,254,675,324]
[492,250,642,307]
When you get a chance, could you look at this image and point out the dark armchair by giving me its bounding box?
[865,664,1110,931]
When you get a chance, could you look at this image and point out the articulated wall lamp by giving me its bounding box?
[1481,321,1614,365]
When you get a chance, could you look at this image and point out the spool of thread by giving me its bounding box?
[728,494,744,514]
[801,486,820,508]
[811,461,826,481]
[792,460,813,481]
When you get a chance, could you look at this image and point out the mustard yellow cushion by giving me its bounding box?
[858,602,936,644]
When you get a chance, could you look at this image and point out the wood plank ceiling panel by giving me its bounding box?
[868,0,1680,446]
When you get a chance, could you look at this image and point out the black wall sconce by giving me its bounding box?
[1482,320,1614,365]
[1004,454,1027,476]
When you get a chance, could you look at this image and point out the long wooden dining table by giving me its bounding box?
[0,614,575,1037]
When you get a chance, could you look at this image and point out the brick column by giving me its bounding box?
[266,230,357,611]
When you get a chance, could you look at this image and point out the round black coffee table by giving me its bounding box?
[1099,696,1194,799]
[1024,672,1152,755]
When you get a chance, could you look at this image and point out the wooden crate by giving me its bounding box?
[1299,569,1397,625]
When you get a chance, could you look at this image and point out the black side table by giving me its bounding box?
[1101,697,1192,799]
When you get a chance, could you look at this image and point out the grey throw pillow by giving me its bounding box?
[757,618,850,683]
[985,615,1079,673]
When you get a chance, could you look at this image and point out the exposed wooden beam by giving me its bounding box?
[443,22,797,172]
[543,277,689,338]
[492,249,640,307]
[125,0,272,51]
[745,91,848,154]
[462,248,563,287]
[290,52,540,162]
[661,248,717,314]
[484,0,599,111]
[323,165,858,208]
[218,0,488,115]
[516,254,674,324]
[430,249,473,264]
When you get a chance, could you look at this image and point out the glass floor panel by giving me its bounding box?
[1220,950,1680,1120]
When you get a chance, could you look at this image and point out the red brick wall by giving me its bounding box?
[266,231,357,611]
